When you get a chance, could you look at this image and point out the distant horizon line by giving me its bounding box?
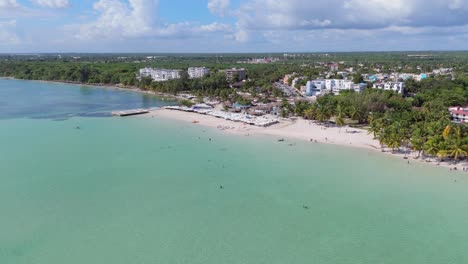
[1,50,468,55]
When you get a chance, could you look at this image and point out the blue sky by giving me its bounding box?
[1,0,468,53]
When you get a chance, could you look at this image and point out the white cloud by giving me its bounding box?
[75,0,231,40]
[196,22,231,33]
[31,0,70,8]
[208,0,230,16]
[233,26,249,42]
[140,21,231,38]
[76,0,158,39]
[226,0,468,43]
[233,0,468,31]
[0,0,19,8]
[5,0,468,52]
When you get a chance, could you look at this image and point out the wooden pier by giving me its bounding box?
[112,109,150,117]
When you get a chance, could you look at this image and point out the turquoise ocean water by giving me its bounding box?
[1,79,468,264]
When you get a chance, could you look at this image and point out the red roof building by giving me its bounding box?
[449,106,468,124]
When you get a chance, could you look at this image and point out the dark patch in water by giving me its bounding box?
[77,112,111,118]
[30,114,74,120]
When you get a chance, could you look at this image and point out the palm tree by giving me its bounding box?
[348,104,363,123]
[410,129,425,158]
[335,104,346,131]
[437,149,450,161]
[368,113,385,138]
[386,134,402,153]
[423,137,440,157]
[335,115,345,132]
[368,112,375,124]
[447,141,468,161]
[315,106,330,124]
[442,124,452,139]
[304,104,317,120]
[446,127,468,161]
[280,98,291,118]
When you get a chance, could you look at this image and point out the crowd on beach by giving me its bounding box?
[164,105,280,127]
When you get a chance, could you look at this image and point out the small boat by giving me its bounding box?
[278,138,285,142]
[192,120,200,124]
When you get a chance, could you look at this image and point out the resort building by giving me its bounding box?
[139,68,182,82]
[225,68,246,82]
[449,106,468,124]
[305,79,366,96]
[188,67,210,79]
[372,82,405,94]
[325,79,366,94]
[305,80,326,96]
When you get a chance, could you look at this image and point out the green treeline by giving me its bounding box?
[0,56,467,161]
[0,62,140,85]
[289,83,468,161]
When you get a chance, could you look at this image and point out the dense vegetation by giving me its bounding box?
[290,84,468,162]
[1,52,467,162]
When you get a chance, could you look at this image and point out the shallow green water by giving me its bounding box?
[1,80,468,264]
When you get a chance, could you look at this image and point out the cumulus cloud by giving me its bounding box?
[76,0,158,39]
[31,0,70,8]
[208,0,230,16]
[75,0,231,40]
[4,0,468,52]
[156,22,232,37]
[227,0,468,43]
[233,0,468,31]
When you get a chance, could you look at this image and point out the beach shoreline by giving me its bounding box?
[149,108,468,172]
[2,77,466,172]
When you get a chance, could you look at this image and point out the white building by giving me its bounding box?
[324,79,365,94]
[449,106,468,124]
[373,82,405,94]
[188,67,210,79]
[304,79,365,96]
[139,68,182,82]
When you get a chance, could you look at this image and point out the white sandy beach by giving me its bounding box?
[149,109,468,172]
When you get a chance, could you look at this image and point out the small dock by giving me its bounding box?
[112,109,150,117]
